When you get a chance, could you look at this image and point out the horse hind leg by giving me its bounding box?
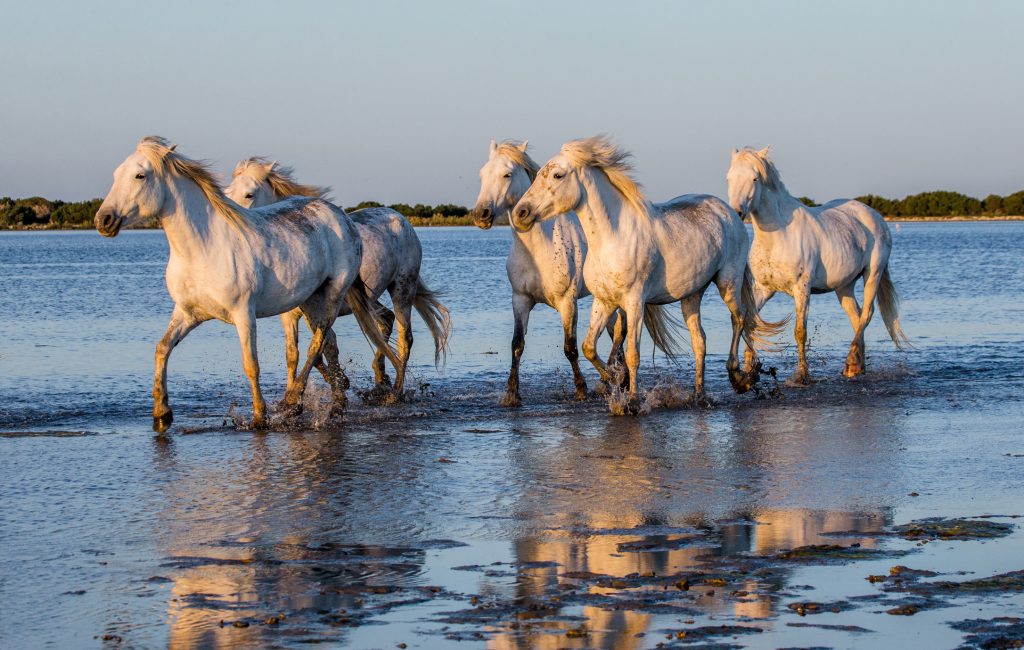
[845,270,881,377]
[581,299,619,391]
[836,283,865,377]
[371,304,396,388]
[604,310,628,388]
[558,298,587,401]
[387,297,414,404]
[287,281,346,413]
[716,276,753,393]
[680,294,707,399]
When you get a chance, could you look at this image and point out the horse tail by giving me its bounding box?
[877,264,912,350]
[412,277,452,369]
[344,276,401,368]
[643,304,685,360]
[741,265,789,351]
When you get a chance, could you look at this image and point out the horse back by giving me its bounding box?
[813,199,891,248]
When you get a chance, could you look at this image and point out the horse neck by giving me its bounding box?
[507,170,549,249]
[574,168,636,249]
[750,181,802,234]
[160,177,240,262]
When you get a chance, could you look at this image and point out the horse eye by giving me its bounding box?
[135,173,145,180]
[553,172,565,180]
[244,193,254,199]
[502,173,512,179]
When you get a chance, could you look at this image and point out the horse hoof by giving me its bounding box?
[153,411,173,433]
[281,401,303,417]
[785,374,812,388]
[621,395,642,415]
[500,392,522,408]
[328,402,347,418]
[574,387,588,402]
[842,364,865,378]
[251,415,269,430]
[381,391,401,406]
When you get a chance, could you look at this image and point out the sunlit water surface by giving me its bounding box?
[1,223,1022,648]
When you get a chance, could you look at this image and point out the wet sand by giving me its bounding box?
[1,222,1023,648]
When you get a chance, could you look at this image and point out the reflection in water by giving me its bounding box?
[480,406,900,648]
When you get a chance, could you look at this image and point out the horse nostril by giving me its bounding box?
[480,208,490,220]
[515,207,528,221]
[99,213,113,228]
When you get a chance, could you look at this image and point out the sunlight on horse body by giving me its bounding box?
[470,140,637,406]
[727,147,910,385]
[226,158,451,403]
[94,137,389,432]
[513,137,783,414]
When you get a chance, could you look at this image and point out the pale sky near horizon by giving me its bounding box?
[1,1,1021,205]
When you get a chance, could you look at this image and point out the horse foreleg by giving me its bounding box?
[152,307,203,433]
[846,272,881,377]
[233,308,267,429]
[621,297,646,414]
[680,294,707,398]
[790,285,812,386]
[582,299,618,388]
[558,298,587,401]
[501,293,533,407]
[836,283,865,377]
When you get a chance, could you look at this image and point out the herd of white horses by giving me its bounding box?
[94,136,909,432]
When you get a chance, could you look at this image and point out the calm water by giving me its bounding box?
[1,223,1023,649]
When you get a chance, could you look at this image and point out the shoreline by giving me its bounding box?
[2,215,1023,231]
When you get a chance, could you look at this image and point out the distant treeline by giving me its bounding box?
[800,190,1024,217]
[3,189,1023,229]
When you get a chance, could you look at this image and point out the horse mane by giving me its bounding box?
[232,157,330,200]
[735,147,788,193]
[495,141,539,181]
[136,136,251,233]
[561,136,649,217]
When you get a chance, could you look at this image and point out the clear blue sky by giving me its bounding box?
[1,1,1021,205]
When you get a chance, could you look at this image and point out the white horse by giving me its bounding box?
[471,140,637,406]
[727,147,909,384]
[225,158,451,402]
[94,137,389,432]
[513,137,780,413]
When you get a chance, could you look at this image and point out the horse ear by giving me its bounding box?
[518,140,529,152]
[169,143,177,152]
[732,147,739,156]
[266,160,278,173]
[758,146,771,158]
[489,139,497,155]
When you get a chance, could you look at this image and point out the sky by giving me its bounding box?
[1,1,1021,205]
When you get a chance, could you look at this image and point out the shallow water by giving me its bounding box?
[1,223,1023,648]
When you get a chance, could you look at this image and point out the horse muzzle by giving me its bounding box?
[95,211,124,237]
[511,205,536,233]
[471,206,494,230]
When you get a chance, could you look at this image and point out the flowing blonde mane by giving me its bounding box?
[136,136,250,232]
[561,136,649,216]
[232,157,330,200]
[495,141,540,181]
[735,147,787,192]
